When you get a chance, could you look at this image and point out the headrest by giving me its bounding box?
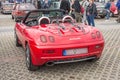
[38,16,50,25]
[62,15,74,23]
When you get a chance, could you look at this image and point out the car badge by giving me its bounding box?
[69,37,81,40]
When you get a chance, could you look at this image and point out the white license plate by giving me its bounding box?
[63,48,88,56]
[100,10,103,13]
[25,11,29,13]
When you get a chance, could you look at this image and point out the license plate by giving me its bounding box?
[25,11,29,13]
[63,48,88,56]
[100,10,103,13]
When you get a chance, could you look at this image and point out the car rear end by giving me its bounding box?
[1,3,13,14]
[30,41,104,66]
[27,24,104,66]
[95,2,107,18]
[97,6,107,18]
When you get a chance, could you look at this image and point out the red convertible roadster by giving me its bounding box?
[14,9,104,71]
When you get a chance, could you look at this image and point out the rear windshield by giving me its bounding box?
[24,10,64,23]
[19,3,35,10]
[3,4,13,8]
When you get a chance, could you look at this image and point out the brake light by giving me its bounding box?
[49,36,55,42]
[91,33,96,39]
[16,11,24,15]
[40,35,47,43]
[96,31,101,38]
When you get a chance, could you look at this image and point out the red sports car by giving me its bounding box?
[14,9,104,71]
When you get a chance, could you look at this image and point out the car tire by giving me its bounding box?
[14,17,18,22]
[12,15,14,19]
[25,44,39,71]
[100,15,105,18]
[15,33,21,47]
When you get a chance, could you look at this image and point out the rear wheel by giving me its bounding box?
[25,44,39,71]
[15,33,21,47]
[12,15,14,19]
[14,17,18,22]
[100,15,105,18]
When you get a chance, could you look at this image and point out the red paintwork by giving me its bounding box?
[15,22,104,66]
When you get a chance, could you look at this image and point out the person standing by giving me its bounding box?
[72,0,82,23]
[37,0,41,9]
[81,0,89,24]
[42,0,51,9]
[86,0,96,27]
[60,0,70,14]
[70,0,75,19]
[105,1,111,21]
[0,1,1,9]
[116,0,120,23]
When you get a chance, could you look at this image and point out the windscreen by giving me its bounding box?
[3,3,13,9]
[19,3,36,10]
[24,9,64,24]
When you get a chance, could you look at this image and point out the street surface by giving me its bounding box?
[0,13,120,80]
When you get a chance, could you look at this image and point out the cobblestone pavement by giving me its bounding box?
[0,14,120,80]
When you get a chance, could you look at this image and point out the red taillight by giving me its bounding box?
[40,35,47,43]
[49,36,55,42]
[16,11,24,15]
[40,35,55,43]
[91,33,96,39]
[96,31,101,38]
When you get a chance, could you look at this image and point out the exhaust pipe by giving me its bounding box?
[45,61,54,66]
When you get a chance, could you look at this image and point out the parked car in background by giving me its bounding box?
[50,1,107,18]
[50,0,71,9]
[95,2,107,18]
[11,3,36,22]
[1,3,14,14]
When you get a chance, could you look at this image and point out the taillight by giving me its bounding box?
[91,33,96,39]
[49,36,55,42]
[40,35,47,43]
[95,45,101,49]
[96,31,101,38]
[16,11,24,15]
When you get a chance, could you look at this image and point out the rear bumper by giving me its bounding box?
[2,10,12,13]
[52,56,96,65]
[97,10,107,16]
[29,40,104,66]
